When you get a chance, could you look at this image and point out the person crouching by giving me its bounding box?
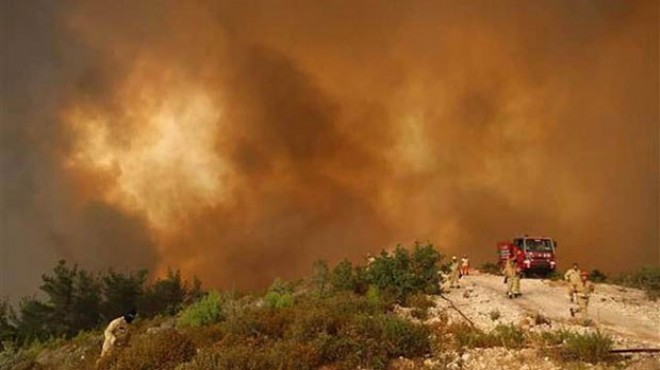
[99,309,137,360]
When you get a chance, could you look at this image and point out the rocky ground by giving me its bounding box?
[413,271,660,370]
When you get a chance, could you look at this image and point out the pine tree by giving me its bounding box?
[0,299,17,349]
[101,268,147,321]
[140,269,187,317]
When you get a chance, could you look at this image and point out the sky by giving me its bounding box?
[1,0,658,300]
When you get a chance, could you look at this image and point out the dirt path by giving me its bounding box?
[436,272,660,346]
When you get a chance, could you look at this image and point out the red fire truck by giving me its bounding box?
[497,236,557,276]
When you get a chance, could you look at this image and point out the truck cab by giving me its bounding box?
[497,236,557,276]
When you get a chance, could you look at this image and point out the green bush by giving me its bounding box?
[451,323,525,349]
[178,291,223,328]
[263,278,295,309]
[537,329,572,346]
[365,285,381,306]
[559,330,613,363]
[330,259,358,292]
[263,291,293,309]
[366,243,441,303]
[379,316,430,357]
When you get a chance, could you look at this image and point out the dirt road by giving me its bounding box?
[435,272,660,346]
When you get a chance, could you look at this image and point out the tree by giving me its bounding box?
[101,268,147,321]
[366,244,442,303]
[14,261,103,341]
[0,299,17,349]
[15,297,52,343]
[39,260,77,337]
[331,259,357,292]
[140,269,188,317]
[72,269,102,330]
[410,243,442,294]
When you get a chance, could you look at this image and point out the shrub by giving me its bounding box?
[490,324,525,348]
[559,330,613,363]
[406,293,435,320]
[379,316,430,357]
[330,259,357,292]
[178,291,223,328]
[489,310,501,321]
[613,267,660,300]
[365,285,381,306]
[451,323,525,349]
[202,291,430,370]
[410,243,442,294]
[311,260,330,295]
[263,278,295,309]
[263,291,293,309]
[533,312,551,326]
[110,329,196,370]
[178,340,320,370]
[589,269,608,283]
[450,323,488,348]
[480,262,501,275]
[366,243,441,303]
[537,329,571,346]
[179,324,225,349]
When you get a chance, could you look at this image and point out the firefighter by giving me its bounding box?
[449,256,461,288]
[570,271,595,320]
[460,255,470,277]
[503,255,521,298]
[99,309,137,360]
[564,263,581,302]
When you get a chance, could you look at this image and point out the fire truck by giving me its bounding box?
[497,236,557,276]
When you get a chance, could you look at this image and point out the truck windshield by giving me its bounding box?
[524,239,553,252]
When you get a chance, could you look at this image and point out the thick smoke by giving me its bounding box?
[1,0,658,298]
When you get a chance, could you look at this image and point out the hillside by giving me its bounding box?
[1,249,659,370]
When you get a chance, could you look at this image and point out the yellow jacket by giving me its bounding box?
[104,317,130,346]
[575,280,595,298]
[564,268,581,284]
[502,260,518,278]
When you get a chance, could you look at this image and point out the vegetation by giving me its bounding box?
[480,262,501,275]
[98,329,196,370]
[588,269,608,283]
[0,243,637,369]
[451,323,525,349]
[177,291,223,328]
[489,309,501,321]
[1,260,202,346]
[365,243,442,303]
[173,292,431,370]
[612,266,660,300]
[0,243,442,369]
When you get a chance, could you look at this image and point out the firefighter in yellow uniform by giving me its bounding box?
[99,309,136,360]
[564,263,581,302]
[502,256,521,298]
[449,256,461,289]
[570,272,594,320]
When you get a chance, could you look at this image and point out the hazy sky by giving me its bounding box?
[1,0,658,300]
